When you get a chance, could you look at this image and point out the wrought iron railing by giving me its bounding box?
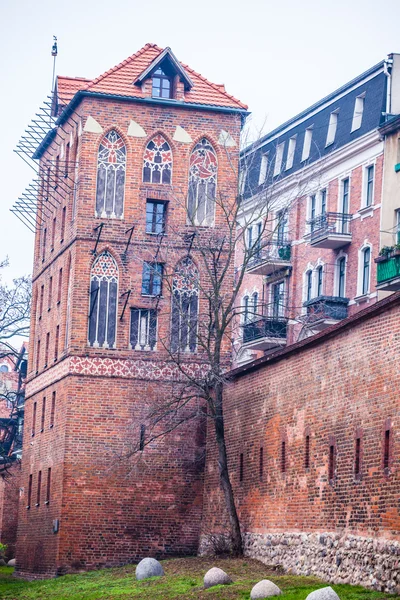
[303,295,349,321]
[307,212,352,243]
[242,316,287,344]
[247,238,291,269]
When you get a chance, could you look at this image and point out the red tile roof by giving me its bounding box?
[56,43,247,110]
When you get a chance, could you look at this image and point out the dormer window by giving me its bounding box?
[152,68,172,99]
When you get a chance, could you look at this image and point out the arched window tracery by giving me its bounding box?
[188,138,217,226]
[95,130,126,219]
[88,251,118,348]
[171,257,199,353]
[143,134,172,184]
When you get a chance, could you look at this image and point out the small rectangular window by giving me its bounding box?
[384,429,390,473]
[32,401,37,437]
[259,153,269,185]
[50,391,56,428]
[355,437,361,477]
[42,228,47,261]
[329,444,335,482]
[285,136,296,170]
[46,468,51,504]
[146,200,166,234]
[36,470,42,506]
[326,111,338,146]
[54,325,60,361]
[141,263,163,296]
[55,155,60,188]
[273,142,285,176]
[45,332,50,367]
[139,424,145,451]
[305,435,310,469]
[338,257,346,298]
[130,308,157,351]
[281,440,286,473]
[61,206,66,241]
[259,447,264,481]
[51,217,56,250]
[36,340,40,373]
[365,165,374,207]
[48,276,53,310]
[301,127,313,161]
[57,268,63,303]
[317,266,323,296]
[41,397,46,432]
[39,285,44,318]
[239,453,244,482]
[27,474,32,509]
[64,143,70,177]
[351,94,365,132]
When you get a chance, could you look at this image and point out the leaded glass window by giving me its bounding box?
[95,130,126,219]
[88,251,118,348]
[171,257,199,353]
[188,138,217,226]
[130,308,157,351]
[143,135,172,184]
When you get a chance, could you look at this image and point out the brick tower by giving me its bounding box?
[14,44,247,577]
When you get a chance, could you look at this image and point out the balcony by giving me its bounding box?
[303,295,349,331]
[246,239,292,276]
[307,212,352,249]
[242,316,287,351]
[376,252,400,291]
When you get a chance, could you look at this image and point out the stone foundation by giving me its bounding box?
[243,532,400,594]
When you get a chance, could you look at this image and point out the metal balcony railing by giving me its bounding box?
[307,212,352,244]
[303,295,349,322]
[242,316,287,344]
[376,253,400,290]
[247,238,291,273]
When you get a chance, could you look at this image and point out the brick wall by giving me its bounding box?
[202,294,400,591]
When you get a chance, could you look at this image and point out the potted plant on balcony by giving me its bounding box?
[375,246,393,263]
[393,243,400,256]
[278,245,291,261]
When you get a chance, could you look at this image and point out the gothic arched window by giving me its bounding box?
[88,251,118,348]
[188,138,217,226]
[95,130,126,219]
[171,257,199,353]
[143,134,172,184]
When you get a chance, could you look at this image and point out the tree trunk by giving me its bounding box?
[213,382,242,556]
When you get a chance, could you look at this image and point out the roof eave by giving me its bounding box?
[32,90,249,159]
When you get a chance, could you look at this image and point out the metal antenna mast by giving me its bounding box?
[51,36,58,93]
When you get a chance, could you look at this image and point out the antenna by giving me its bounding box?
[51,36,58,94]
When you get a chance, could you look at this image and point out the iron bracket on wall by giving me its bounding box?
[92,223,105,255]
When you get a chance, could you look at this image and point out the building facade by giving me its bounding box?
[236,54,400,365]
[14,44,247,577]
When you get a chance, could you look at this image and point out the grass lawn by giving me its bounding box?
[0,557,399,600]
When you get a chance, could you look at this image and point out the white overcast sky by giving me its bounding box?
[1,0,400,282]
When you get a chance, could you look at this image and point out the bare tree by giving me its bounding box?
[0,260,30,475]
[117,123,321,556]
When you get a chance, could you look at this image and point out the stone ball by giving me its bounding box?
[204,566,232,589]
[135,557,164,581]
[250,579,282,599]
[7,558,16,567]
[306,587,340,600]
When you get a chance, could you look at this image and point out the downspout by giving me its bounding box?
[384,55,393,117]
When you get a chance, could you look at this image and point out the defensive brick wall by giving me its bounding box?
[202,293,400,592]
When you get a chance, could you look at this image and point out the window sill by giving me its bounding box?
[44,500,49,505]
[146,231,166,236]
[358,205,374,218]
[354,293,370,304]
[141,294,164,299]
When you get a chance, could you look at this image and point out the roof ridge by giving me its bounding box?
[181,61,247,110]
[58,75,91,82]
[87,43,163,90]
